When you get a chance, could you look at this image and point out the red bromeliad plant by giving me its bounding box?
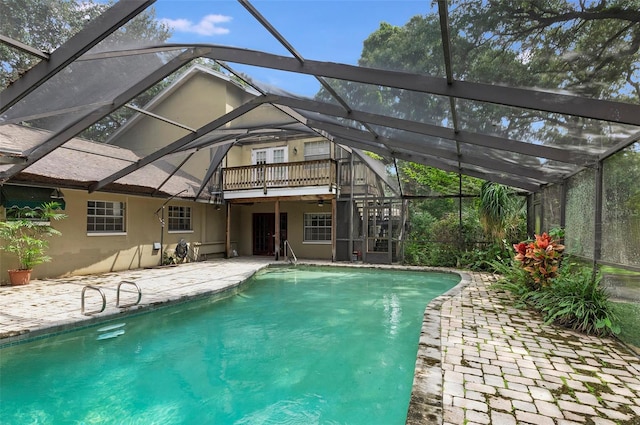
[513,232,565,289]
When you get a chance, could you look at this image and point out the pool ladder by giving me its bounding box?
[81,280,142,316]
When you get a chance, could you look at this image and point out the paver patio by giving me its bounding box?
[1,259,638,424]
[440,273,640,425]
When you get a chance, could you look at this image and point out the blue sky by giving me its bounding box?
[152,1,433,96]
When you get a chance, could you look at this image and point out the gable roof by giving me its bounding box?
[105,64,261,144]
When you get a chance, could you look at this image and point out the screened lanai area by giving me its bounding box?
[1,2,640,309]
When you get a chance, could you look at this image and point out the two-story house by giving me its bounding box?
[0,65,403,283]
[108,65,402,263]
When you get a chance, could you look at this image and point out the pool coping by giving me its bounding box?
[0,275,260,348]
[0,259,274,347]
[406,270,470,425]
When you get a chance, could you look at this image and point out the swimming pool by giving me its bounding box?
[0,265,459,424]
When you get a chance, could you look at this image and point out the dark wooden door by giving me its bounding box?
[252,213,287,255]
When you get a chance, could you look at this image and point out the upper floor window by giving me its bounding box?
[87,201,125,233]
[252,146,287,165]
[168,206,192,231]
[303,212,332,243]
[252,147,288,183]
[304,141,330,161]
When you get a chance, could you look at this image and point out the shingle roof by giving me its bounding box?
[0,124,203,198]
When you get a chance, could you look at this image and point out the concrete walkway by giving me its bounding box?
[1,260,639,424]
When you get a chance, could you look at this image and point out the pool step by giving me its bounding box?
[96,323,126,340]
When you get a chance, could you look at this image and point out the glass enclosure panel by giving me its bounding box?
[221,64,324,100]
[323,80,453,126]
[154,0,298,57]
[456,163,546,192]
[0,120,61,154]
[447,2,640,104]
[602,143,640,268]
[120,150,202,198]
[221,1,442,73]
[456,99,640,157]
[2,108,102,160]
[403,196,484,267]
[370,126,458,154]
[1,49,186,128]
[0,0,102,88]
[103,105,192,154]
[227,103,306,130]
[540,184,563,233]
[0,46,43,90]
[458,145,570,181]
[397,160,481,197]
[564,169,596,260]
[156,1,443,77]
[531,193,542,235]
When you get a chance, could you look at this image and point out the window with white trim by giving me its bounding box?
[304,212,332,242]
[304,140,330,161]
[168,206,192,231]
[87,201,125,233]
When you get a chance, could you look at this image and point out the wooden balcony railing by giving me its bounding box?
[223,159,337,191]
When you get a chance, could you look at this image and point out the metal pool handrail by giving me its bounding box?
[116,280,142,308]
[81,285,106,316]
[284,240,298,264]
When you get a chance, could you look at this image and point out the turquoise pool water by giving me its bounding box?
[0,266,459,424]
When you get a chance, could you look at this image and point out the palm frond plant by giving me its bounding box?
[0,202,66,284]
[478,182,525,243]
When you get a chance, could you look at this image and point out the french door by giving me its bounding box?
[252,147,288,185]
[252,213,288,255]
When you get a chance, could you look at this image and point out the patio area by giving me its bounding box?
[1,259,638,424]
[437,273,640,425]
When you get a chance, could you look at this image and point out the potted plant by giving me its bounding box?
[0,201,67,285]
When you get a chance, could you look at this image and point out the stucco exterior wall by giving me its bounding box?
[0,189,226,284]
[111,72,233,181]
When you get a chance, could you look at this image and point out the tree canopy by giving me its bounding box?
[0,0,171,89]
[316,0,640,195]
[0,0,176,141]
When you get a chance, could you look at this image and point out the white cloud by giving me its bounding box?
[160,14,232,36]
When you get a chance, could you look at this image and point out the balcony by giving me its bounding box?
[223,159,337,193]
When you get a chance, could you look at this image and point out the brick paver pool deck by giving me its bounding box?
[1,259,638,424]
[437,273,640,425]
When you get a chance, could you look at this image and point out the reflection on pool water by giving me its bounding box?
[0,266,459,424]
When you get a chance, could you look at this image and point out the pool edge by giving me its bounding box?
[0,261,274,348]
[406,269,470,425]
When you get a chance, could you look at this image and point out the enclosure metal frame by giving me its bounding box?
[2,0,640,269]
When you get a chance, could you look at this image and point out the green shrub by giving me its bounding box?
[488,258,536,303]
[528,262,620,336]
[490,256,620,337]
[403,240,461,267]
[460,242,512,271]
